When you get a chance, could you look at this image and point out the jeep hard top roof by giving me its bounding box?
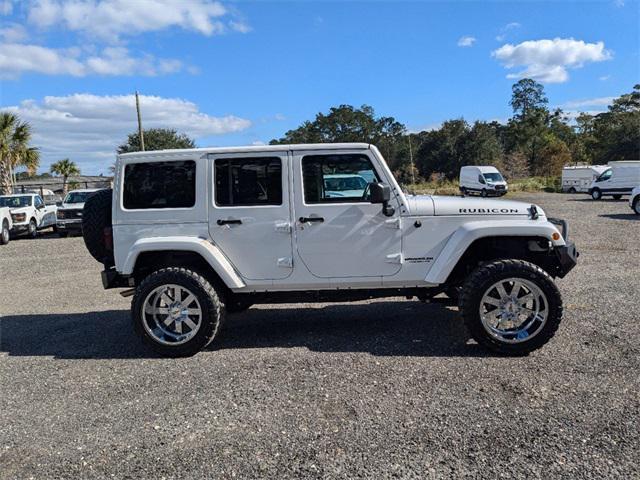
[117,143,372,160]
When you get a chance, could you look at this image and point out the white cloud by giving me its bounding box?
[457,35,476,47]
[0,0,13,15]
[0,43,185,78]
[27,0,247,42]
[3,93,252,174]
[492,37,612,83]
[496,21,521,41]
[599,75,611,81]
[0,23,29,42]
[559,96,616,109]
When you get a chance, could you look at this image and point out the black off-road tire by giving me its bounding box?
[27,218,37,238]
[132,268,224,357]
[459,259,563,356]
[0,220,9,245]
[82,189,114,265]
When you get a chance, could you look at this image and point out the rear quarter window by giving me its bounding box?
[123,160,196,209]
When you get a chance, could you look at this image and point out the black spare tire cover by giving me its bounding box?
[82,188,114,266]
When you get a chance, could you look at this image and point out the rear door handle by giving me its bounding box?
[299,216,324,223]
[217,219,242,225]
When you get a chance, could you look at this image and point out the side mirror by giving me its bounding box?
[478,176,486,185]
[36,204,45,210]
[368,182,395,217]
[56,201,63,207]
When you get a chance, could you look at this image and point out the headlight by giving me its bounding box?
[11,213,26,222]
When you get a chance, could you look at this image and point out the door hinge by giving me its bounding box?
[275,221,292,233]
[385,252,403,264]
[277,257,293,268]
[384,217,401,229]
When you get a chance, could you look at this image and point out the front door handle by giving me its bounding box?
[217,219,242,226]
[299,216,324,223]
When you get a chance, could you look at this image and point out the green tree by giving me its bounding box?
[270,104,406,170]
[0,112,40,195]
[509,78,548,119]
[117,128,196,154]
[465,121,504,166]
[50,158,80,195]
[415,119,470,179]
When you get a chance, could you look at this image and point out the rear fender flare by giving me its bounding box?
[122,236,245,289]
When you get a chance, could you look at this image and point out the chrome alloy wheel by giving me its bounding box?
[479,277,548,344]
[142,284,203,345]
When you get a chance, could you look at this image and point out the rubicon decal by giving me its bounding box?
[459,208,520,214]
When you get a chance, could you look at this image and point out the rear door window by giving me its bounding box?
[123,160,196,209]
[214,157,282,206]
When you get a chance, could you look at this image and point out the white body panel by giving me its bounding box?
[561,165,608,193]
[589,161,640,197]
[112,144,565,293]
[0,207,12,231]
[0,194,57,231]
[459,165,508,196]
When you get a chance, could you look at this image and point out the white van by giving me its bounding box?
[459,166,508,197]
[561,165,609,193]
[589,161,640,200]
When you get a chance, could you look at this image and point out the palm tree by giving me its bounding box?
[50,158,80,195]
[0,112,40,195]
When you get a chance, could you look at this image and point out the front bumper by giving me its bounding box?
[57,219,82,231]
[555,241,578,278]
[10,222,29,233]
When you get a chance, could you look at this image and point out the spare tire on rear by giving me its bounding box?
[82,188,114,266]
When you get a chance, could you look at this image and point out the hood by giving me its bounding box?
[405,194,543,218]
[9,206,31,215]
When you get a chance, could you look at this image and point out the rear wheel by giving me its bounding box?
[0,220,9,245]
[132,267,224,357]
[568,187,576,194]
[459,259,562,355]
[613,194,622,200]
[633,197,640,215]
[82,189,114,265]
[591,188,602,200]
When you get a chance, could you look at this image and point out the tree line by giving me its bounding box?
[271,79,640,184]
[1,78,638,195]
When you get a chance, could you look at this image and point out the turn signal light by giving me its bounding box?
[552,232,561,241]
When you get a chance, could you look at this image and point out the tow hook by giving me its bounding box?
[529,205,539,220]
[120,288,136,298]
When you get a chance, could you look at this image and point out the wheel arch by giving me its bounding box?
[425,222,565,285]
[123,237,245,292]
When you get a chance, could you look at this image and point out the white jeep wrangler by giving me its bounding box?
[83,143,578,357]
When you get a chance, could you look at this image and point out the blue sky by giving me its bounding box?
[1,0,638,175]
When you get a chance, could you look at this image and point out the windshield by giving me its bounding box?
[64,191,92,204]
[324,176,368,192]
[483,172,504,182]
[596,169,612,182]
[0,195,32,208]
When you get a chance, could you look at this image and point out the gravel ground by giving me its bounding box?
[1,193,638,479]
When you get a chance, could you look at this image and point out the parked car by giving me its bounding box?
[561,165,609,193]
[81,143,577,358]
[0,206,12,245]
[56,188,100,237]
[630,186,640,215]
[459,165,508,197]
[0,193,57,238]
[589,161,640,200]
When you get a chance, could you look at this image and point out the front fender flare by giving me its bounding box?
[425,220,564,284]
[121,236,245,289]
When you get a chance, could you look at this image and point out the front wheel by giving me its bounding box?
[132,267,224,357]
[591,188,602,200]
[27,219,37,238]
[459,259,562,355]
[633,197,640,215]
[481,188,488,197]
[0,220,9,245]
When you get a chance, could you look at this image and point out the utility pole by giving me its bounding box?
[135,90,145,151]
[408,134,416,185]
